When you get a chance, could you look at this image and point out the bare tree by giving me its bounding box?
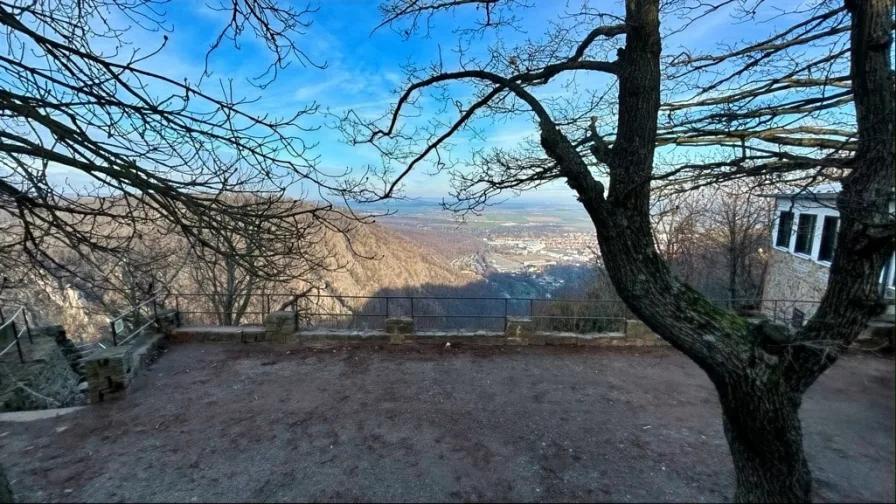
[184,195,341,326]
[0,0,368,288]
[707,181,773,308]
[651,187,713,288]
[653,182,772,305]
[340,0,894,500]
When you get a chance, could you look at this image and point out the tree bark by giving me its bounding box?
[718,380,811,502]
[563,0,889,501]
[447,0,889,501]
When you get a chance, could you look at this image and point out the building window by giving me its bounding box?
[794,213,817,255]
[775,211,794,249]
[791,308,805,329]
[817,216,839,262]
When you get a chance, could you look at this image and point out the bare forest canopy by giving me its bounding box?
[0,0,883,341]
[335,0,871,211]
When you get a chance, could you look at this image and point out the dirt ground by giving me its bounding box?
[1,343,893,503]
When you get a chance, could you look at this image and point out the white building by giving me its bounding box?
[761,184,895,326]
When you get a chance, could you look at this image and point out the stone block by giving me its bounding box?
[412,333,455,345]
[504,335,529,346]
[300,335,340,349]
[242,327,265,343]
[625,320,658,341]
[504,317,534,339]
[267,331,293,344]
[472,335,505,346]
[264,311,296,342]
[576,333,624,346]
[156,308,179,335]
[358,331,389,343]
[83,331,165,404]
[521,333,542,345]
[545,333,578,346]
[385,317,414,336]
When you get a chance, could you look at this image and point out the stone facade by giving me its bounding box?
[762,249,829,324]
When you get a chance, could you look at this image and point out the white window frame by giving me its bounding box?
[770,197,840,267]
[816,215,840,265]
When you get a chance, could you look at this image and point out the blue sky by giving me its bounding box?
[105,0,812,206]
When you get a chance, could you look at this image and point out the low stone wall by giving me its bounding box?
[171,313,667,348]
[171,325,265,344]
[83,330,167,403]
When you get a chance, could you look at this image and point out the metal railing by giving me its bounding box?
[165,292,828,334]
[108,290,164,346]
[0,305,33,363]
[172,293,301,327]
[169,293,633,333]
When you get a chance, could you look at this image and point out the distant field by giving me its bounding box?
[525,215,563,223]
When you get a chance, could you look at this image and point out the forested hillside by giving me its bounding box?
[0,217,483,341]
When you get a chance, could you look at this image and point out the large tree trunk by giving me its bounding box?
[718,380,811,502]
[539,0,891,501]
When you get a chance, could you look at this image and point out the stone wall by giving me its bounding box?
[171,312,668,348]
[84,330,167,403]
[762,248,829,324]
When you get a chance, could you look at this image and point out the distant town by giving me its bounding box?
[374,200,599,296]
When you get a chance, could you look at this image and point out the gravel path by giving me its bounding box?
[1,343,893,503]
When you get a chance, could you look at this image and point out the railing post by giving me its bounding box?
[410,297,414,327]
[11,320,24,363]
[293,299,298,332]
[386,297,391,318]
[529,298,534,318]
[22,310,33,344]
[110,319,118,346]
[773,300,778,323]
[133,305,140,340]
[175,295,181,327]
[152,297,159,330]
[504,298,509,331]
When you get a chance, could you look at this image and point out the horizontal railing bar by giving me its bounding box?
[0,339,19,358]
[109,290,164,323]
[164,293,822,304]
[530,316,625,320]
[116,319,155,346]
[0,307,24,331]
[176,310,269,315]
